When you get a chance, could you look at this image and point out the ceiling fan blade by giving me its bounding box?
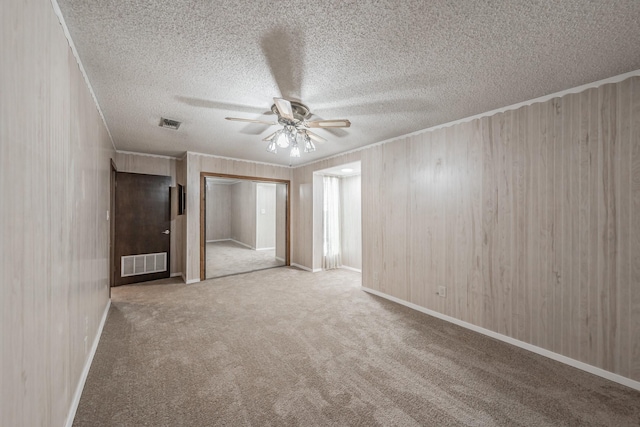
[260,28,304,101]
[273,98,294,120]
[304,130,326,143]
[262,131,278,142]
[225,117,278,125]
[305,119,351,128]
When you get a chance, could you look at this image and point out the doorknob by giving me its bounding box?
[162,230,170,235]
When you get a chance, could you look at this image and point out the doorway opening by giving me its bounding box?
[200,173,290,280]
[313,161,362,272]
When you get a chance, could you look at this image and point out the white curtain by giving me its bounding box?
[323,176,342,269]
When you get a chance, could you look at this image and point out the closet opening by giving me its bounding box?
[200,173,289,280]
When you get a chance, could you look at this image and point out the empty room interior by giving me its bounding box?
[3,0,640,426]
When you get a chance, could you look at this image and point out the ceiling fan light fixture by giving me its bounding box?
[303,133,316,153]
[226,97,350,159]
[304,140,316,153]
[287,125,298,144]
[275,129,290,148]
[290,142,301,158]
[266,140,278,154]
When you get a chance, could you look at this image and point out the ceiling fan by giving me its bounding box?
[225,97,351,157]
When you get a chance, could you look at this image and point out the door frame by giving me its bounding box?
[109,159,117,294]
[200,172,291,281]
[114,171,172,286]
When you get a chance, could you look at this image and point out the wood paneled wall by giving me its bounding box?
[360,77,640,381]
[115,152,183,275]
[1,0,114,425]
[115,152,177,177]
[230,181,257,248]
[185,153,292,281]
[341,175,362,270]
[205,182,232,241]
[256,183,277,249]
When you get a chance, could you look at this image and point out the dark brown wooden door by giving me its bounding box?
[114,172,171,286]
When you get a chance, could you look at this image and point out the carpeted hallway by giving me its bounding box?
[73,268,640,426]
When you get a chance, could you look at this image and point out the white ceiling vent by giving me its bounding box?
[159,117,181,130]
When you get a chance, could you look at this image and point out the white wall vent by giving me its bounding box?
[121,252,167,277]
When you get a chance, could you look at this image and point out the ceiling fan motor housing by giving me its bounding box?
[271,101,311,125]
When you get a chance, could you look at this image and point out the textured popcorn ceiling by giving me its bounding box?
[56,0,640,166]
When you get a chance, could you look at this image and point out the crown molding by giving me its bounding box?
[115,150,183,160]
[50,0,116,152]
[185,151,292,169]
[296,69,640,169]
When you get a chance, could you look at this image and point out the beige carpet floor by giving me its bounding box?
[74,268,640,426]
[206,240,284,279]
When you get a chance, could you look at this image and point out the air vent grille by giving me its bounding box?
[159,117,181,130]
[121,252,167,277]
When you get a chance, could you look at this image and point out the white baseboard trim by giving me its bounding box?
[65,299,111,427]
[186,278,200,284]
[275,256,285,262]
[170,272,183,278]
[291,263,313,272]
[181,273,186,283]
[207,238,231,243]
[361,286,640,392]
[230,239,254,250]
[313,268,322,273]
[256,247,276,251]
[340,265,362,273]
